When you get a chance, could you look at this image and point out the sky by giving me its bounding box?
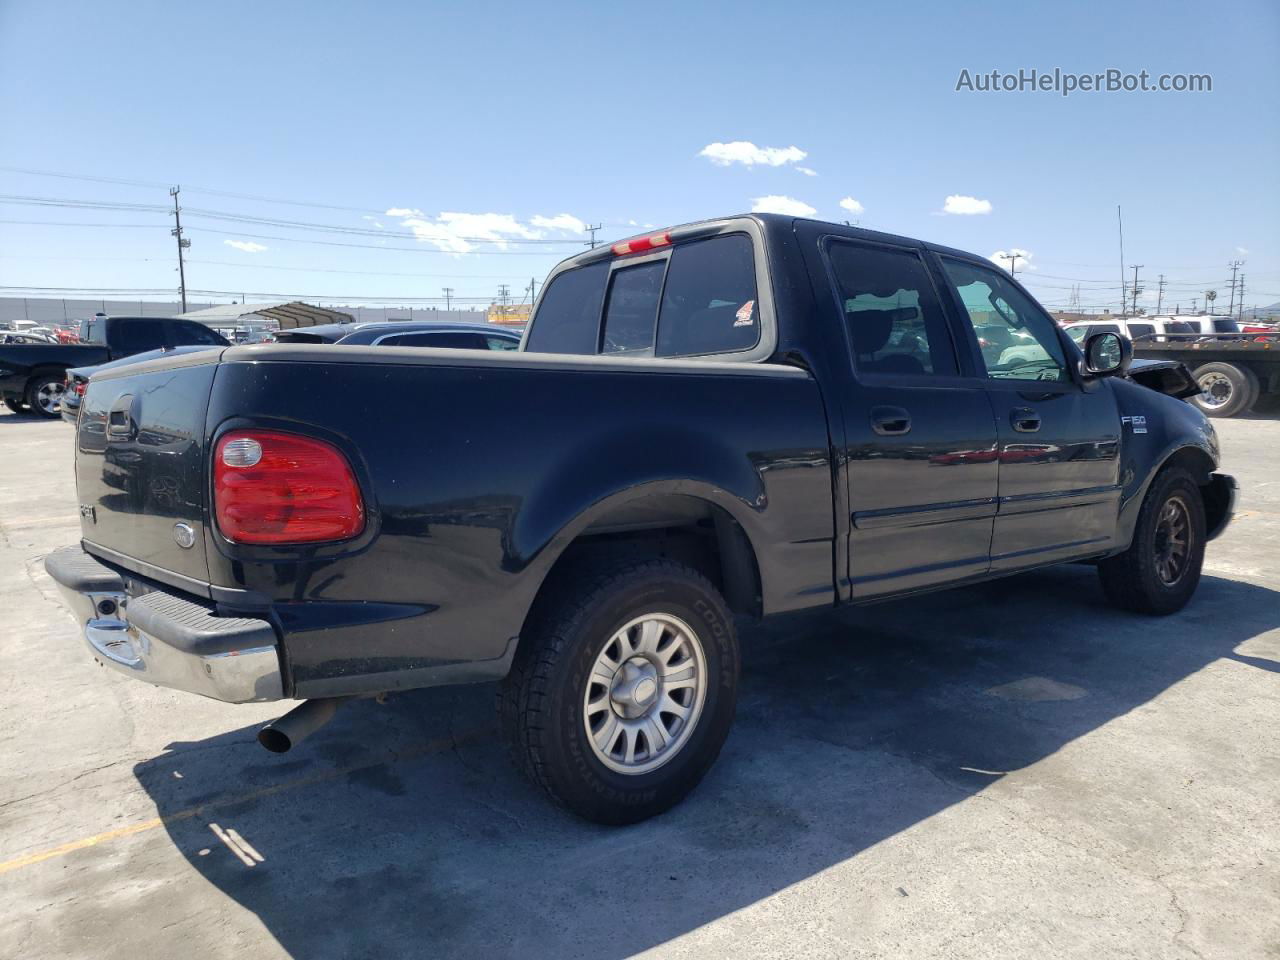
[1,0,1277,314]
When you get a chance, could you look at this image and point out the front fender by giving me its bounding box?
[1110,377,1220,550]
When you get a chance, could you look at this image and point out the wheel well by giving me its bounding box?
[27,366,69,387]
[534,494,763,620]
[1159,446,1215,486]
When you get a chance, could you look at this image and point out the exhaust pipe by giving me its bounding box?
[257,698,347,753]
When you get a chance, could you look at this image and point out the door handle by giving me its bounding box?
[871,406,911,436]
[1011,407,1041,433]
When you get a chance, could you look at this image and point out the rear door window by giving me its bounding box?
[111,318,166,354]
[525,261,608,355]
[656,234,759,357]
[601,261,665,355]
[827,241,958,377]
[1127,323,1154,340]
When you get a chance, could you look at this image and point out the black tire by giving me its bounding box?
[1190,362,1259,418]
[3,398,26,414]
[499,558,739,825]
[1098,467,1206,615]
[24,374,65,419]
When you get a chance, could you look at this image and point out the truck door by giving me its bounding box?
[816,236,999,599]
[934,254,1122,571]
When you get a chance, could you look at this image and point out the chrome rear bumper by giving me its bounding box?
[44,544,283,703]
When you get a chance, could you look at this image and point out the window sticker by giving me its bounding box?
[734,300,756,327]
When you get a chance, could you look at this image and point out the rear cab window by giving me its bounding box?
[525,230,764,360]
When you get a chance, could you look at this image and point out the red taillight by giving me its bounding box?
[611,230,671,257]
[214,431,364,544]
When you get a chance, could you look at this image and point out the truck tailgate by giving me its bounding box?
[75,350,222,591]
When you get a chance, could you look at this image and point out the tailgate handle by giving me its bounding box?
[108,395,137,440]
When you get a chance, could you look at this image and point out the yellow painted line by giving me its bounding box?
[0,725,491,876]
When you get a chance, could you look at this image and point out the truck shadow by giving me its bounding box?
[133,567,1279,959]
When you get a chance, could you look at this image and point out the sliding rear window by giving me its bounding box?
[526,233,760,358]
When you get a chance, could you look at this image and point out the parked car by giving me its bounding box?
[60,346,220,424]
[274,320,522,349]
[0,316,227,417]
[1063,317,1200,345]
[1145,314,1241,337]
[46,214,1235,825]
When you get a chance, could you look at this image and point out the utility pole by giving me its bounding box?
[1226,260,1243,316]
[528,276,538,304]
[1238,274,1245,321]
[497,284,510,308]
[170,186,190,312]
[1117,205,1126,318]
[586,224,602,249]
[1156,274,1166,313]
[442,286,454,311]
[1130,264,1143,316]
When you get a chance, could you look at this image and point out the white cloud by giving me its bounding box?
[223,239,267,253]
[386,209,540,254]
[1236,246,1249,255]
[796,166,818,177]
[361,215,385,229]
[942,194,993,215]
[838,196,865,216]
[989,248,1034,272]
[699,141,807,168]
[751,195,817,217]
[530,213,586,234]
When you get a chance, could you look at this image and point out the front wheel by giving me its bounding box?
[499,558,739,824]
[1098,467,1206,615]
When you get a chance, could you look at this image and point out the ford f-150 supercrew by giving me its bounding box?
[46,214,1236,824]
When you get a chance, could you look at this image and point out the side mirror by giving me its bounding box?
[1083,331,1132,377]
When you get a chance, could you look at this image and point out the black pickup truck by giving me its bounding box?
[0,315,227,417]
[46,214,1236,824]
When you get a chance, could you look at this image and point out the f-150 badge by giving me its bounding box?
[1121,415,1148,434]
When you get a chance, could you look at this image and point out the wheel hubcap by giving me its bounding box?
[37,381,64,414]
[583,613,707,775]
[1197,372,1232,408]
[1154,495,1192,585]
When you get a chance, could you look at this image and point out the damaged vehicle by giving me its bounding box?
[46,214,1235,824]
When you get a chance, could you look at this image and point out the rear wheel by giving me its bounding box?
[1098,467,1206,615]
[24,374,65,419]
[3,398,27,414]
[1191,362,1258,418]
[500,558,739,824]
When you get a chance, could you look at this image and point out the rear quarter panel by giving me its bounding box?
[204,347,834,696]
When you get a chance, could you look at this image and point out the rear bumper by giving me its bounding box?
[44,544,284,703]
[1205,473,1237,542]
